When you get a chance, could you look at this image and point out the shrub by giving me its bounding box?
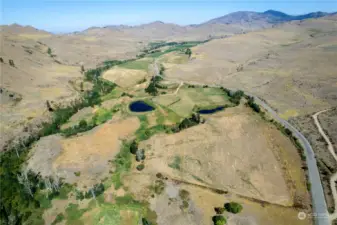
[142,218,151,225]
[212,215,227,225]
[75,190,84,200]
[179,189,190,200]
[185,48,192,57]
[0,57,3,63]
[154,179,165,195]
[130,140,138,154]
[78,119,87,129]
[136,164,145,171]
[224,202,243,214]
[214,207,225,214]
[9,59,15,67]
[74,171,81,177]
[51,213,65,225]
[136,149,145,162]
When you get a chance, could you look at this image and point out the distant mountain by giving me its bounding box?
[202,10,335,26]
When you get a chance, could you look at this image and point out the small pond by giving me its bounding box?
[129,101,155,112]
[198,106,225,114]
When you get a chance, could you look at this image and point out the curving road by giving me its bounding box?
[313,110,337,223]
[249,95,330,225]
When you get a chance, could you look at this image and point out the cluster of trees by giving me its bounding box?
[246,96,260,113]
[62,119,94,137]
[229,90,244,105]
[224,202,243,214]
[211,202,243,225]
[129,140,146,171]
[171,113,201,133]
[145,75,163,96]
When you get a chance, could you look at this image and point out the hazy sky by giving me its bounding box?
[1,0,336,32]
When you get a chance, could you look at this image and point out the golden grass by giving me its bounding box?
[83,37,98,42]
[53,117,140,187]
[102,68,147,88]
[19,33,52,40]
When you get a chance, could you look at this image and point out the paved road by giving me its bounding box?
[250,95,330,225]
[313,110,337,223]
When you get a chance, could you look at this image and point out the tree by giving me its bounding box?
[247,97,260,113]
[185,48,192,58]
[78,119,87,129]
[212,215,226,225]
[145,81,158,96]
[46,100,53,112]
[80,82,84,92]
[130,140,138,154]
[0,57,3,63]
[9,59,15,67]
[136,164,145,171]
[47,47,52,55]
[142,218,151,225]
[224,202,243,214]
[159,65,165,75]
[214,207,225,214]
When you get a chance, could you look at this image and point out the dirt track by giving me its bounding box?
[313,109,337,223]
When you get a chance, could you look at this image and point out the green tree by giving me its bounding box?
[78,120,87,129]
[185,48,192,57]
[212,215,226,225]
[145,81,158,96]
[47,47,52,55]
[224,202,243,214]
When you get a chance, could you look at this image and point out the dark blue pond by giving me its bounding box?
[198,106,225,114]
[129,101,155,112]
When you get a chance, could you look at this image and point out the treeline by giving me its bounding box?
[147,40,209,51]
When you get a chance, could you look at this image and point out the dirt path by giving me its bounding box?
[313,109,337,223]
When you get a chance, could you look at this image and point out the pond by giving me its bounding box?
[198,106,225,114]
[129,101,155,112]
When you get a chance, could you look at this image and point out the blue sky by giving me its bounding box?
[1,0,336,32]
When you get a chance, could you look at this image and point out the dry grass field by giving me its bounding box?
[26,117,139,188]
[165,16,337,118]
[138,106,309,206]
[0,29,82,150]
[102,67,148,88]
